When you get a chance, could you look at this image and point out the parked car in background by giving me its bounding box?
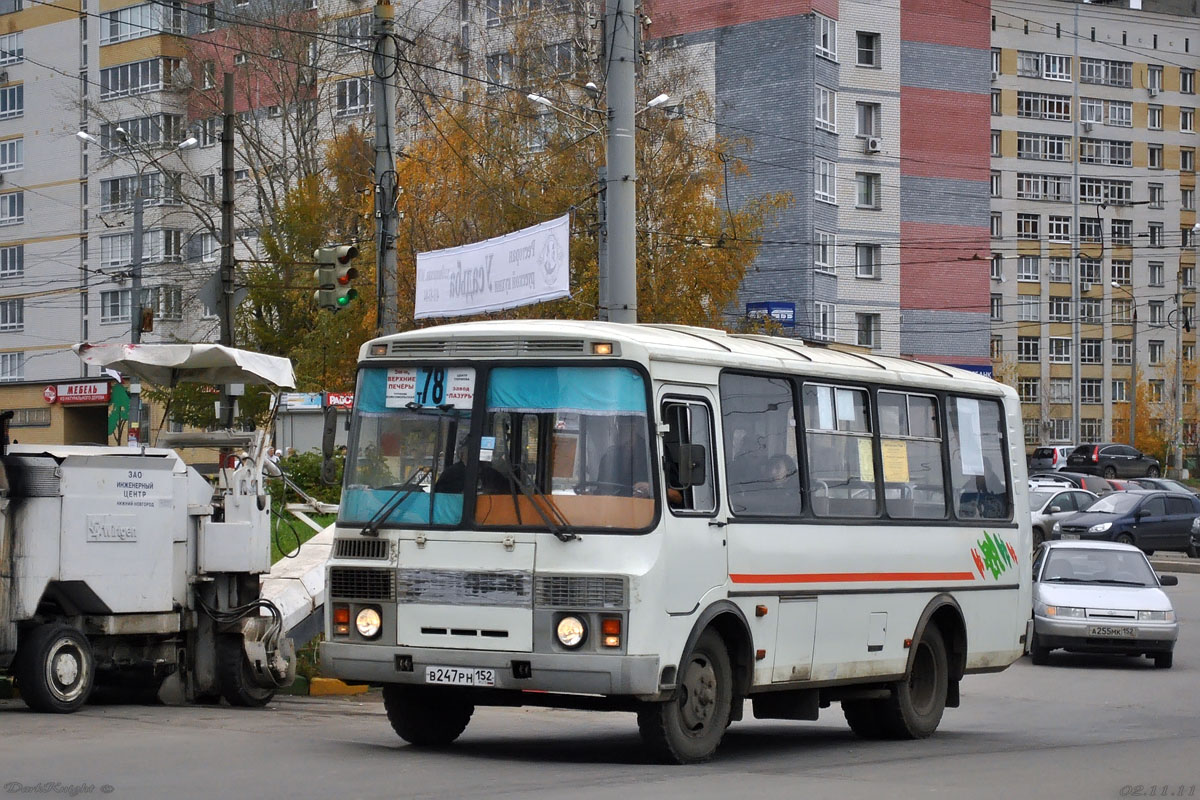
[1106,478,1131,492]
[1030,472,1115,496]
[1051,489,1200,556]
[1066,443,1161,479]
[1029,488,1097,549]
[1130,477,1199,496]
[1030,540,1178,668]
[1029,446,1075,472]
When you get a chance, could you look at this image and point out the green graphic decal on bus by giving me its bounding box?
[971,531,1018,580]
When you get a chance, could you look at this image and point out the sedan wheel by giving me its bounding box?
[1103,466,1117,479]
[1116,533,1135,547]
[1147,466,1161,478]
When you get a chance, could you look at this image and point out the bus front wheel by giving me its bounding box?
[638,630,733,764]
[383,685,474,747]
[879,625,948,739]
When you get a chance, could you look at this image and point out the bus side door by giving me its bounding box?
[658,392,726,614]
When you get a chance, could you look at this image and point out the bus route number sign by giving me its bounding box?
[386,366,476,410]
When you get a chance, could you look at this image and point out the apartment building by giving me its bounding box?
[644,0,993,367]
[989,0,1199,450]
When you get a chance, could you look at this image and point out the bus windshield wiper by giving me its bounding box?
[494,462,578,542]
[360,466,432,538]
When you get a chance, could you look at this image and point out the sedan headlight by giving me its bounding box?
[1045,605,1086,618]
[1191,517,1200,533]
[1138,610,1176,622]
[1052,521,1062,533]
[1088,522,1112,533]
[355,607,382,638]
[555,615,587,648]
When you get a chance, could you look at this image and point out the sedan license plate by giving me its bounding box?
[1088,625,1136,638]
[1061,533,1080,540]
[425,666,496,687]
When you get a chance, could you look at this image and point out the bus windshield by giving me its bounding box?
[341,364,655,532]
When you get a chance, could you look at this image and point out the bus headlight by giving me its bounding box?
[356,607,382,639]
[556,616,586,648]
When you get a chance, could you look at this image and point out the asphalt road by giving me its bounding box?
[3,575,1199,800]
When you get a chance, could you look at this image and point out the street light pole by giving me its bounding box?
[1113,281,1136,447]
[604,0,637,324]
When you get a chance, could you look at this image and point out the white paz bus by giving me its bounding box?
[320,321,1031,763]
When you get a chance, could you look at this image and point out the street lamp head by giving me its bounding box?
[647,93,670,109]
[526,93,553,108]
[584,82,600,100]
[177,136,199,150]
[115,126,129,142]
[75,131,99,145]
[1111,281,1120,289]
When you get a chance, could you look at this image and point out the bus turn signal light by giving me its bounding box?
[333,605,350,636]
[602,618,621,647]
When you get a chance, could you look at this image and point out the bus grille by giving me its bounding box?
[534,576,628,609]
[396,569,532,607]
[333,538,390,560]
[330,568,395,601]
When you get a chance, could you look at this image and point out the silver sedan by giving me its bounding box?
[1029,487,1097,550]
[1029,540,1179,668]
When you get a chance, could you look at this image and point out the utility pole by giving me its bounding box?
[128,184,144,445]
[1176,267,1185,476]
[373,0,400,335]
[596,166,608,321]
[604,0,637,324]
[220,72,237,427]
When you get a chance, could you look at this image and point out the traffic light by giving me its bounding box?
[313,245,359,312]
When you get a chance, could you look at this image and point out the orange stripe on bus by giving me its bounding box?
[729,572,977,584]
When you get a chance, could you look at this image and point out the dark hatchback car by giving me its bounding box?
[1066,444,1161,479]
[1130,477,1199,496]
[1052,489,1200,556]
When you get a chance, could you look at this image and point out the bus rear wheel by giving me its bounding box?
[877,625,948,739]
[638,630,733,764]
[383,685,474,747]
[842,699,888,739]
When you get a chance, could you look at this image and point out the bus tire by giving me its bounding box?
[14,623,95,713]
[637,630,733,764]
[842,699,888,739]
[1029,631,1051,665]
[879,625,948,739]
[383,685,474,747]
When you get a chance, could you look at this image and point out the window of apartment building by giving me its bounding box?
[0,191,22,225]
[1047,216,1070,242]
[1183,188,1195,211]
[814,230,835,274]
[1017,255,1040,282]
[857,32,880,67]
[1049,257,1071,283]
[1112,298,1132,323]
[1081,339,1102,364]
[1149,183,1164,209]
[485,52,513,90]
[991,90,1001,116]
[1184,268,1196,289]
[815,85,836,132]
[1018,336,1040,362]
[1149,144,1164,170]
[1149,261,1165,286]
[1017,50,1041,77]
[203,2,216,31]
[1080,58,1132,87]
[0,298,22,331]
[0,84,22,120]
[991,48,1001,75]
[1017,173,1070,202]
[990,293,1003,322]
[199,117,221,147]
[100,115,183,151]
[1106,100,1132,127]
[1112,379,1129,403]
[816,14,836,60]
[855,244,881,279]
[100,289,131,323]
[1080,259,1101,287]
[1183,107,1196,133]
[1080,419,1103,442]
[991,212,1002,239]
[200,233,218,263]
[99,1,182,45]
[1110,219,1132,245]
[1078,139,1132,167]
[856,102,881,137]
[1182,69,1196,94]
[1079,217,1102,243]
[991,130,1001,157]
[1148,65,1163,92]
[0,138,20,173]
[1149,302,1165,327]
[856,173,881,209]
[100,58,176,99]
[1017,132,1070,161]
[1188,345,1197,362]
[992,253,1003,281]
[1049,297,1071,322]
[855,313,880,349]
[0,32,22,66]
[1043,53,1072,81]
[1113,339,1132,365]
[1150,380,1165,403]
[813,301,835,341]
[1148,104,1163,130]
[991,336,1003,360]
[815,159,836,204]
[336,13,372,52]
[1018,378,1040,404]
[335,77,371,116]
[1079,97,1104,124]
[1049,378,1072,403]
[1184,148,1196,172]
[1080,297,1102,324]
[1024,420,1041,444]
[1016,213,1039,240]
[100,172,179,211]
[0,244,21,278]
[1080,379,1102,405]
[143,285,183,320]
[0,352,23,383]
[1078,178,1131,205]
[1148,223,1164,247]
[990,171,1001,198]
[1018,296,1040,322]
[233,53,248,66]
[1018,92,1072,121]
[1113,257,1132,282]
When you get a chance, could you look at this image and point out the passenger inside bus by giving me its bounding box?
[595,420,651,497]
[434,441,508,495]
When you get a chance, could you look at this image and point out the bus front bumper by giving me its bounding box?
[320,641,663,697]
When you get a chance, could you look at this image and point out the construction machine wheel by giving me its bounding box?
[15,623,95,713]
[216,635,275,707]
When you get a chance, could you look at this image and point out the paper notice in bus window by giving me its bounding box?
[817,387,834,430]
[881,439,910,482]
[957,398,985,476]
[857,437,875,482]
[385,368,418,407]
[835,388,857,424]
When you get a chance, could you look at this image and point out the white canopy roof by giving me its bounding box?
[73,343,296,389]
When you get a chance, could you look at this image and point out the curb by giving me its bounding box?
[1149,557,1200,575]
[309,677,369,697]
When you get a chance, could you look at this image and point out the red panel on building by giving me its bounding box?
[899,88,990,182]
[899,221,990,311]
[900,0,990,49]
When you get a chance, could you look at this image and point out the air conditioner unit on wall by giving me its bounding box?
[864,137,882,154]
[1148,86,1159,97]
[991,69,999,81]
[1082,121,1094,132]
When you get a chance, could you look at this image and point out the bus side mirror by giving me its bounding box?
[669,443,706,488]
[321,405,338,484]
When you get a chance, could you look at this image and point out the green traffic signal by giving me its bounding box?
[314,245,359,312]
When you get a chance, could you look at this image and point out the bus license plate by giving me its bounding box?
[1088,625,1135,638]
[425,666,496,687]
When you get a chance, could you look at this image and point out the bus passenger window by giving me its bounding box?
[719,374,801,517]
[662,400,716,513]
[879,391,946,519]
[948,397,1010,520]
[802,384,877,518]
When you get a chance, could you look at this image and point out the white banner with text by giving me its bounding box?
[414,214,570,319]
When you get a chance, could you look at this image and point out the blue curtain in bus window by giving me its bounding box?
[487,366,646,415]
[340,487,464,525]
[357,368,390,414]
